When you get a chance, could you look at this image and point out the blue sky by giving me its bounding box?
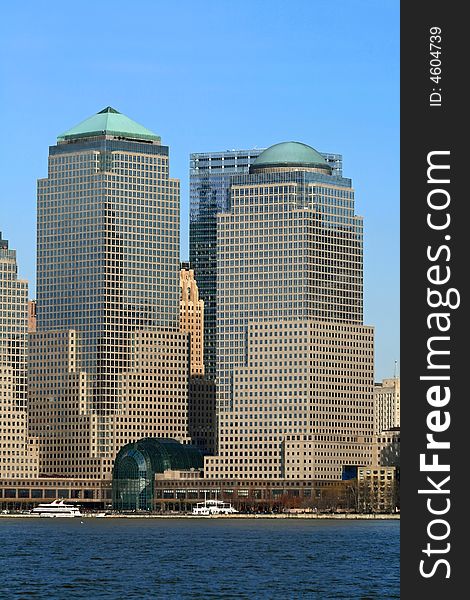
[0,0,399,380]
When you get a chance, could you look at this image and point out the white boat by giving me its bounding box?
[192,494,238,516]
[32,499,82,518]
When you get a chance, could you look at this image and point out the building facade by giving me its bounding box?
[28,300,37,333]
[189,149,343,379]
[357,466,398,513]
[205,141,373,478]
[189,149,264,378]
[0,233,39,478]
[180,264,204,376]
[0,365,39,479]
[0,232,28,410]
[152,475,358,513]
[29,108,189,479]
[374,377,400,434]
[36,106,180,414]
[373,429,400,468]
[205,320,374,479]
[29,329,102,478]
[0,477,111,510]
[188,376,216,455]
[112,329,192,456]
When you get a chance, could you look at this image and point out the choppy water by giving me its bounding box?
[0,518,399,599]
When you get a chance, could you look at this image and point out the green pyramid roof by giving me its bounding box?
[57,107,160,142]
[251,141,329,170]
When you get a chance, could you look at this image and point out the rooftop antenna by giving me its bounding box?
[394,360,398,379]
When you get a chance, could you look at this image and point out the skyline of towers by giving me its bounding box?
[1,108,392,488]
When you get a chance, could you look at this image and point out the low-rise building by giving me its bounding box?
[357,466,398,513]
[0,477,112,510]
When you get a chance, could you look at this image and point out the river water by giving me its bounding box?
[0,518,399,599]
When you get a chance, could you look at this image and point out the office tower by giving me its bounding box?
[217,142,364,411]
[29,107,186,478]
[374,377,400,434]
[36,106,180,412]
[190,149,343,379]
[180,264,204,376]
[0,233,39,477]
[205,141,374,479]
[0,233,28,410]
[189,149,264,378]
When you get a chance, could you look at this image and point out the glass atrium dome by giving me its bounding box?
[112,438,204,511]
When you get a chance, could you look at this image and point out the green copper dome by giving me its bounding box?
[57,106,161,142]
[251,141,330,172]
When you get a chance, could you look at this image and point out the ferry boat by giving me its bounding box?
[32,499,82,518]
[192,496,238,516]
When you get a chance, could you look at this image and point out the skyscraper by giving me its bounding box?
[0,232,39,478]
[0,232,28,410]
[204,142,374,479]
[217,142,364,412]
[29,107,187,478]
[36,107,180,413]
[190,149,343,379]
[189,149,264,379]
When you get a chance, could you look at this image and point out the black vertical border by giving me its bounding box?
[401,2,466,597]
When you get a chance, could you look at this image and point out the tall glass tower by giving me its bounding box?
[189,149,264,379]
[36,107,180,414]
